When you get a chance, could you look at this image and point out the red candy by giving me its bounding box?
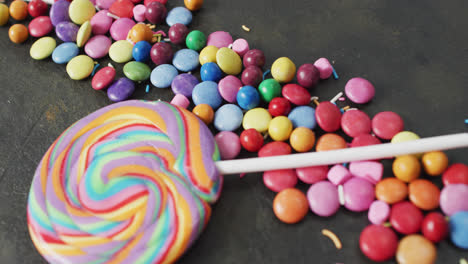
[268,97,291,117]
[390,201,424,235]
[442,163,468,185]
[296,63,320,89]
[340,109,371,138]
[92,66,116,90]
[109,0,135,18]
[350,134,381,148]
[144,0,167,6]
[371,111,404,140]
[360,225,399,262]
[282,84,310,105]
[421,212,449,243]
[295,165,329,184]
[263,169,298,192]
[28,0,48,18]
[240,128,264,152]
[258,141,291,157]
[28,16,53,37]
[315,101,342,132]
[151,42,173,65]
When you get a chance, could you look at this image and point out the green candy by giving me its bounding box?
[258,79,282,102]
[186,30,206,51]
[123,61,151,81]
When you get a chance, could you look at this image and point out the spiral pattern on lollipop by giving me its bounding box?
[27,101,222,264]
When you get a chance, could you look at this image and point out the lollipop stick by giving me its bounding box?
[215,133,468,175]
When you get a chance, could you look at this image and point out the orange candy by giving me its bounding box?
[273,188,308,224]
[128,24,153,43]
[184,0,203,11]
[289,127,315,152]
[396,235,437,264]
[9,0,28,21]
[192,104,214,125]
[375,178,408,204]
[315,133,347,152]
[408,179,440,210]
[421,151,448,176]
[393,155,420,182]
[8,24,28,43]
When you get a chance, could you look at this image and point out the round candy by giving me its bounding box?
[84,35,112,59]
[271,57,296,83]
[150,64,178,88]
[199,45,218,65]
[449,211,468,249]
[440,184,468,216]
[50,0,71,26]
[232,38,249,57]
[421,151,448,176]
[215,131,240,160]
[52,42,79,64]
[390,201,424,234]
[290,127,315,152]
[90,10,113,35]
[341,109,371,138]
[169,23,188,44]
[133,4,146,22]
[109,40,134,63]
[145,1,166,24]
[192,81,222,109]
[372,111,404,140]
[29,16,53,37]
[107,77,135,102]
[258,141,291,157]
[171,94,190,109]
[258,79,281,102]
[184,0,203,10]
[69,0,96,25]
[328,163,352,186]
[216,47,242,75]
[315,133,347,152]
[150,42,173,65]
[0,4,8,26]
[171,73,198,96]
[375,178,408,204]
[360,225,398,262]
[391,131,420,144]
[240,129,264,152]
[241,66,263,87]
[123,61,151,81]
[243,108,272,133]
[315,101,342,132]
[96,0,115,9]
[282,84,310,105]
[213,104,243,132]
[314,58,333,79]
[110,18,135,41]
[66,55,94,80]
[243,49,265,68]
[393,155,421,182]
[350,134,381,148]
[28,0,47,18]
[192,104,214,125]
[408,179,440,210]
[9,0,28,21]
[56,21,79,42]
[206,31,233,48]
[30,37,56,60]
[109,0,134,18]
[91,66,116,90]
[263,169,298,193]
[268,116,292,142]
[343,177,374,212]
[307,181,340,217]
[396,235,437,264]
[297,63,320,89]
[287,106,315,129]
[127,24,153,43]
[132,41,152,62]
[166,6,192,26]
[368,200,390,225]
[200,62,223,82]
[269,97,292,117]
[173,49,200,72]
[237,86,260,110]
[76,21,92,47]
[273,188,308,224]
[295,166,327,185]
[186,30,206,51]
[442,163,468,185]
[218,75,241,103]
[421,212,448,243]
[344,77,375,104]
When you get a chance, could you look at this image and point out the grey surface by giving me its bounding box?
[0,0,467,263]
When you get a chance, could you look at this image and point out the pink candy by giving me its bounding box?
[307,181,340,217]
[110,18,136,41]
[170,94,190,108]
[215,131,241,160]
[133,4,147,22]
[343,177,375,212]
[327,164,352,185]
[368,200,390,225]
[91,10,113,35]
[349,161,383,184]
[218,75,242,103]
[232,38,249,57]
[314,58,333,79]
[344,77,375,104]
[296,165,329,184]
[440,184,468,216]
[206,31,233,48]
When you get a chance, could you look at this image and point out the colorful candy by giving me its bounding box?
[171,73,199,96]
[192,81,222,109]
[360,225,398,262]
[396,235,437,264]
[199,45,218,64]
[440,184,468,216]
[368,200,390,225]
[263,169,298,192]
[213,104,243,131]
[132,41,152,62]
[109,40,134,63]
[184,0,203,11]
[269,97,291,117]
[271,57,296,83]
[66,55,94,80]
[408,179,440,210]
[166,6,192,26]
[343,177,375,212]
[200,62,222,82]
[50,0,71,27]
[315,101,341,132]
[206,31,233,48]
[243,49,265,68]
[123,61,151,81]
[289,127,315,152]
[186,30,207,51]
[296,165,328,184]
[27,0,47,18]
[421,212,448,243]
[240,129,264,152]
[145,1,167,24]
[344,77,375,104]
[76,21,92,47]
[85,35,112,59]
[215,131,241,160]
[9,0,28,21]
[150,64,179,88]
[192,104,214,125]
[282,83,311,105]
[349,161,383,184]
[313,58,333,79]
[372,111,404,140]
[273,188,308,224]
[375,177,408,204]
[449,211,468,249]
[268,116,293,141]
[90,10,113,35]
[390,201,424,234]
[307,181,340,217]
[150,42,173,65]
[327,164,352,185]
[9,24,28,44]
[91,66,116,90]
[216,47,242,75]
[173,48,200,72]
[236,85,260,110]
[30,37,56,60]
[68,0,96,25]
[243,108,272,133]
[296,63,320,88]
[107,77,135,101]
[241,66,263,87]
[52,42,79,64]
[218,75,241,103]
[340,109,371,138]
[28,16,53,38]
[442,163,468,185]
[315,133,347,152]
[393,154,421,182]
[168,23,189,44]
[0,4,9,26]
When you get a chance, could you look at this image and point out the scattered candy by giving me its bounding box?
[375,177,408,204]
[368,200,390,225]
[327,164,352,186]
[396,235,437,264]
[199,45,218,64]
[315,101,342,132]
[243,108,272,133]
[237,85,260,110]
[133,4,146,22]
[107,77,135,101]
[393,154,421,182]
[52,42,79,64]
[192,104,214,125]
[243,49,265,68]
[91,66,116,90]
[282,83,311,105]
[287,106,315,129]
[241,24,250,32]
[360,225,398,262]
[166,6,192,26]
[56,21,79,42]
[66,55,94,80]
[90,10,113,35]
[241,65,263,87]
[349,161,383,184]
[218,75,241,103]
[186,30,207,51]
[150,41,173,65]
[207,30,233,48]
[27,0,47,18]
[217,47,242,75]
[109,39,134,63]
[232,38,249,57]
[321,229,342,249]
[145,1,167,24]
[350,134,381,148]
[421,212,449,243]
[297,63,320,89]
[123,61,151,81]
[268,97,292,117]
[372,111,405,140]
[296,165,328,184]
[76,21,92,47]
[258,78,281,102]
[192,81,222,109]
[240,128,264,152]
[440,184,468,216]
[171,73,198,96]
[170,93,190,108]
[258,141,291,157]
[271,57,296,83]
[132,40,152,62]
[315,133,347,152]
[289,127,315,152]
[214,104,243,131]
[9,0,28,21]
[150,64,179,88]
[390,201,424,234]
[344,77,375,104]
[30,37,56,60]
[442,163,468,185]
[109,18,135,41]
[273,188,309,224]
[408,179,440,210]
[168,23,189,44]
[268,116,293,141]
[0,4,8,26]
[449,211,468,249]
[340,109,372,138]
[173,48,200,72]
[200,62,223,82]
[84,35,112,59]
[28,16,53,38]
[307,181,340,217]
[313,58,333,79]
[184,0,203,11]
[343,177,375,212]
[50,0,71,27]
[68,0,96,25]
[263,169,298,192]
[109,0,134,19]
[215,131,241,160]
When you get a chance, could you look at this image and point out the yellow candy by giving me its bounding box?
[391,131,421,157]
[268,116,292,141]
[0,4,9,26]
[66,55,94,80]
[109,40,134,63]
[30,37,56,60]
[76,21,92,48]
[69,0,95,25]
[290,127,316,152]
[242,108,272,133]
[199,45,218,65]
[216,47,242,75]
[271,57,296,83]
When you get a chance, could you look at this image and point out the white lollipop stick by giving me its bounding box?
[215,133,468,175]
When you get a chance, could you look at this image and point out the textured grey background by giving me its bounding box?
[0,0,467,263]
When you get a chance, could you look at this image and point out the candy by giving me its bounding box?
[263,169,298,192]
[171,73,198,96]
[268,116,292,142]
[171,94,190,109]
[107,77,135,101]
[327,164,352,186]
[368,200,390,225]
[133,4,146,22]
[243,49,265,68]
[56,21,79,42]
[273,188,308,224]
[90,10,113,35]
[240,129,264,152]
[375,178,408,204]
[442,163,468,185]
[150,64,178,88]
[315,133,347,152]
[9,0,28,21]
[243,108,272,133]
[109,0,134,18]
[421,212,448,243]
[258,78,281,102]
[391,131,420,144]
[440,184,468,216]
[50,0,71,26]
[123,61,151,81]
[173,49,200,72]
[207,31,233,48]
[315,101,342,132]
[408,179,440,210]
[390,201,423,234]
[286,106,315,130]
[28,16,53,38]
[169,23,189,44]
[371,111,404,140]
[449,211,468,249]
[109,40,134,63]
[241,66,263,87]
[232,38,249,57]
[110,18,135,41]
[216,47,242,75]
[269,97,291,117]
[96,0,115,9]
[393,155,421,182]
[52,42,79,64]
[150,42,173,65]
[0,4,8,26]
[184,0,203,11]
[218,75,241,103]
[91,66,116,90]
[199,45,218,64]
[27,101,221,263]
[76,21,92,47]
[128,24,153,43]
[85,35,112,59]
[192,81,222,109]
[66,55,94,80]
[166,6,192,26]
[421,151,448,177]
[186,30,207,51]
[213,104,243,132]
[145,1,167,24]
[297,63,320,88]
[343,177,374,212]
[350,134,381,148]
[296,165,328,184]
[313,58,333,79]
[27,0,47,18]
[69,0,96,25]
[215,131,241,160]
[307,181,340,217]
[192,104,214,125]
[282,84,310,105]
[30,37,56,60]
[258,141,291,157]
[360,225,398,262]
[344,77,375,104]
[341,109,371,138]
[396,235,437,264]
[237,85,260,110]
[349,161,383,184]
[132,41,152,62]
[271,57,296,83]
[289,127,315,152]
[200,62,223,82]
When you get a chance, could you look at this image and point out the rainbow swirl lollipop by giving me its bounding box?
[27,100,222,264]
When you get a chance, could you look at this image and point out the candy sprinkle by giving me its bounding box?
[145,84,150,93]
[464,119,468,124]
[332,66,339,79]
[322,229,342,249]
[242,25,251,32]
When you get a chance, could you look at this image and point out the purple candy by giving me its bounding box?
[50,0,70,26]
[171,73,199,97]
[107,78,135,102]
[440,184,468,216]
[343,177,375,212]
[307,181,340,217]
[55,21,79,42]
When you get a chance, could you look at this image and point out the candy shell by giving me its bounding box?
[199,45,218,65]
[240,129,264,152]
[90,10,113,35]
[313,58,333,79]
[392,131,420,146]
[192,104,214,125]
[66,55,94,80]
[368,200,390,225]
[315,133,347,152]
[76,21,92,48]
[241,66,263,87]
[350,134,381,148]
[109,40,134,63]
[109,0,134,18]
[84,35,111,59]
[166,6,192,26]
[360,225,398,262]
[216,47,242,75]
[297,63,320,88]
[96,0,115,9]
[349,161,383,184]
[237,85,260,110]
[296,165,328,185]
[282,84,310,105]
[168,23,188,44]
[186,30,206,51]
[214,104,243,132]
[343,177,375,212]
[372,111,404,140]
[449,211,468,249]
[30,37,56,60]
[408,179,440,210]
[200,62,222,82]
[150,64,178,88]
[206,31,233,48]
[327,164,352,186]
[215,131,240,160]
[390,201,424,234]
[442,163,468,185]
[375,178,408,204]
[396,235,437,264]
[421,212,449,243]
[171,94,189,109]
[145,1,166,24]
[232,38,249,57]
[273,188,309,224]
[9,24,28,44]
[271,57,296,83]
[69,0,96,25]
[123,61,151,81]
[56,21,79,42]
[315,101,341,132]
[91,66,116,90]
[150,42,173,65]
[133,4,146,22]
[0,4,9,26]
[341,109,371,138]
[268,116,292,142]
[9,0,28,21]
[173,49,199,72]
[110,18,135,41]
[307,181,340,217]
[440,184,468,216]
[107,77,135,102]
[184,0,203,11]
[28,0,47,18]
[393,155,421,182]
[50,0,71,26]
[287,106,316,129]
[132,41,152,62]
[243,49,265,68]
[289,127,315,152]
[192,81,222,109]
[264,170,298,193]
[127,23,153,43]
[269,97,291,117]
[421,151,448,176]
[345,77,375,104]
[171,73,198,96]
[258,78,281,102]
[258,141,291,157]
[52,42,79,64]
[218,75,241,103]
[243,108,272,133]
[28,16,53,38]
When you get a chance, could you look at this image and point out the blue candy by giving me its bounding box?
[214,104,243,131]
[132,41,152,62]
[150,64,179,88]
[166,7,192,26]
[192,81,222,109]
[172,49,199,72]
[200,62,223,82]
[52,42,79,64]
[236,86,259,110]
[288,106,316,129]
[449,211,468,249]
